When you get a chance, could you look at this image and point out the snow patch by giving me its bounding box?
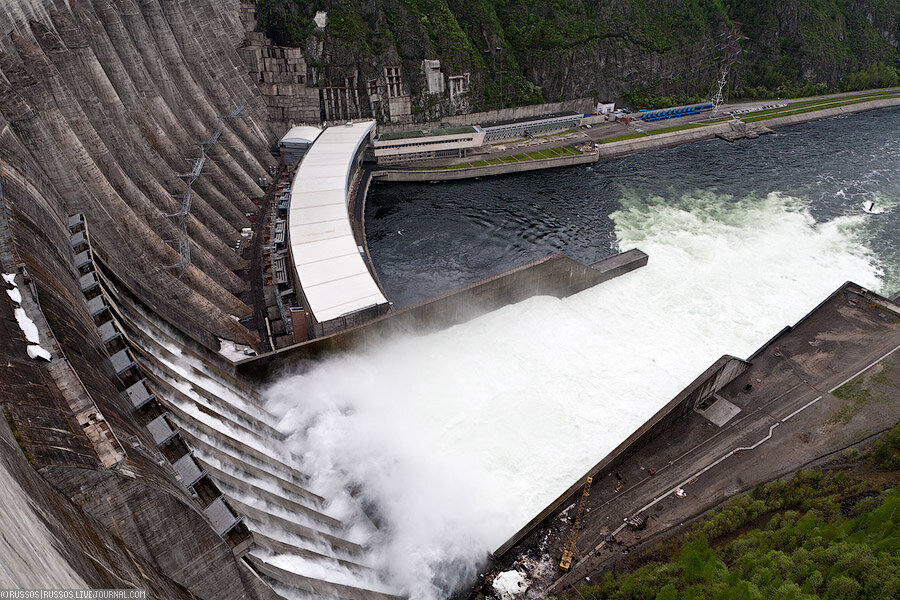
[14,307,40,344]
[492,570,528,600]
[314,11,327,28]
[27,345,51,361]
[217,337,256,362]
[2,273,16,285]
[6,287,22,305]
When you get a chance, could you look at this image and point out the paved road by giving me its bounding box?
[241,170,280,352]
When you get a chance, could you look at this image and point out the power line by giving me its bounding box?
[711,22,747,113]
[164,105,245,277]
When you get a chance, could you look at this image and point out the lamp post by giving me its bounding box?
[496,46,504,108]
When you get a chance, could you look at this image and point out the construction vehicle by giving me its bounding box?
[559,476,592,571]
[624,513,647,531]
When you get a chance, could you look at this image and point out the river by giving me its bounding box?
[265,108,900,600]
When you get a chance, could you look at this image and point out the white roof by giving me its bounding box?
[289,121,388,323]
[280,125,323,145]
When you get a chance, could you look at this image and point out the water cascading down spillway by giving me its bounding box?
[0,1,399,598]
[97,266,398,599]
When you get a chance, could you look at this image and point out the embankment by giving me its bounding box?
[237,249,648,378]
[594,96,900,160]
[375,150,598,182]
[379,95,900,182]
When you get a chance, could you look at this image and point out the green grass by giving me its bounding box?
[415,144,587,171]
[650,122,709,134]
[741,91,900,122]
[830,359,895,425]
[599,132,645,144]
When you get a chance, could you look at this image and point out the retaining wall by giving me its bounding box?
[237,249,648,378]
[374,150,597,182]
[595,96,900,161]
[492,354,750,558]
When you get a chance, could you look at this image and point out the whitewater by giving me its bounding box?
[264,187,887,599]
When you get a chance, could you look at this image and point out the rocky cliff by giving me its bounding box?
[255,0,900,113]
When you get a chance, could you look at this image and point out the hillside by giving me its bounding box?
[255,0,900,112]
[566,422,900,600]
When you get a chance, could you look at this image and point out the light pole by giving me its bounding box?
[496,46,504,108]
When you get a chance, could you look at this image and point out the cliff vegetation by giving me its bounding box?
[255,0,900,111]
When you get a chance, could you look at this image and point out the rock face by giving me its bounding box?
[253,0,900,116]
[0,1,391,599]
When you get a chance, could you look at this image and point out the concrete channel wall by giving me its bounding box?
[238,249,648,377]
[493,354,750,558]
[374,151,598,182]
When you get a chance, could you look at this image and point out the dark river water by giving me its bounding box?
[366,107,900,307]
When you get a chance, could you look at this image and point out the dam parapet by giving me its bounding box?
[238,249,649,378]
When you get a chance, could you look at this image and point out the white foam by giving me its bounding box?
[492,570,528,600]
[265,191,884,599]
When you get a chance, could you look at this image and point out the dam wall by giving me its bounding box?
[238,249,648,377]
[493,354,750,558]
[1,176,274,598]
[0,1,368,597]
[0,0,277,351]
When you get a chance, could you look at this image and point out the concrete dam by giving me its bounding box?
[4,2,896,600]
[0,1,649,599]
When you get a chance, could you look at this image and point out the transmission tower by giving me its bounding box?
[711,22,747,113]
[164,104,245,277]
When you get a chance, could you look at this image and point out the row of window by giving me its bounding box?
[376,137,476,151]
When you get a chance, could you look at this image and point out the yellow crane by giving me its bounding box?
[559,476,592,571]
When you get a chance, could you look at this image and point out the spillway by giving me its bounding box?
[0,2,898,599]
[0,1,399,598]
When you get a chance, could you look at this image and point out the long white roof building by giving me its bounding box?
[288,120,388,323]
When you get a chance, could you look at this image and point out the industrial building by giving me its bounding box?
[277,125,322,168]
[286,120,390,338]
[481,112,584,142]
[373,125,486,164]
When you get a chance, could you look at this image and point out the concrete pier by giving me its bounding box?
[238,249,648,377]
